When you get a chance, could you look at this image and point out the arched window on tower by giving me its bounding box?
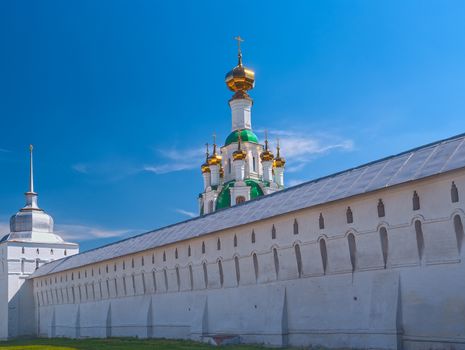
[348,233,357,272]
[415,220,425,261]
[294,244,303,277]
[273,248,279,279]
[454,215,464,254]
[217,238,221,250]
[163,251,166,262]
[319,213,325,230]
[253,157,256,172]
[251,230,256,243]
[413,191,420,211]
[21,247,25,254]
[175,248,178,259]
[293,219,299,235]
[228,158,232,174]
[188,245,191,257]
[346,207,353,224]
[271,225,276,239]
[236,196,245,204]
[319,239,328,274]
[202,241,206,254]
[451,182,459,203]
[378,199,385,218]
[233,234,238,247]
[379,227,388,268]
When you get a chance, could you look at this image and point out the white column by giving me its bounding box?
[274,167,284,187]
[262,161,273,183]
[229,98,252,131]
[202,172,211,190]
[210,165,220,186]
[234,160,245,181]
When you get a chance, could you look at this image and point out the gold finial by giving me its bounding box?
[233,130,247,161]
[207,133,222,166]
[274,138,286,168]
[212,133,217,154]
[237,130,242,150]
[234,36,244,66]
[201,143,211,174]
[260,131,274,162]
[264,130,269,151]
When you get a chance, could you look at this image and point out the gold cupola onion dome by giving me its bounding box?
[207,135,222,166]
[233,131,247,161]
[201,143,211,174]
[225,36,255,101]
[260,131,274,162]
[274,140,286,168]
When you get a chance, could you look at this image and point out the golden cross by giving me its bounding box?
[234,36,244,52]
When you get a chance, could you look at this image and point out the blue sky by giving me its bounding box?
[1,1,465,251]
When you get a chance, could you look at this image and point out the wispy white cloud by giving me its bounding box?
[144,147,204,175]
[175,209,197,218]
[55,224,135,242]
[0,218,136,243]
[72,163,89,174]
[257,129,354,173]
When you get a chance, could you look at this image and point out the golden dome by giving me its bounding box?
[274,141,285,168]
[260,136,274,162]
[233,130,247,161]
[208,139,222,166]
[225,36,255,99]
[233,149,247,161]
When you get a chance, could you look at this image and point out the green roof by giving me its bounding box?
[224,129,259,146]
[215,179,265,210]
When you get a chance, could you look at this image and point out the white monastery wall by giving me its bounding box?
[32,170,465,349]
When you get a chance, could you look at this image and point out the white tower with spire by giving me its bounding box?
[0,146,79,340]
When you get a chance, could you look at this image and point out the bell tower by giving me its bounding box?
[198,38,286,215]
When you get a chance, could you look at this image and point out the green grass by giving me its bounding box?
[0,337,300,350]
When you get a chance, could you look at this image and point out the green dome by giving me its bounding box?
[216,179,264,210]
[224,129,259,146]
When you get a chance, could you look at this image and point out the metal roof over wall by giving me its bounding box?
[31,133,465,278]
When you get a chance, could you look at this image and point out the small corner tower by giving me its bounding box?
[198,37,286,215]
[0,145,79,339]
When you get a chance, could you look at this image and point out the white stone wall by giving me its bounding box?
[4,242,78,338]
[33,170,465,349]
